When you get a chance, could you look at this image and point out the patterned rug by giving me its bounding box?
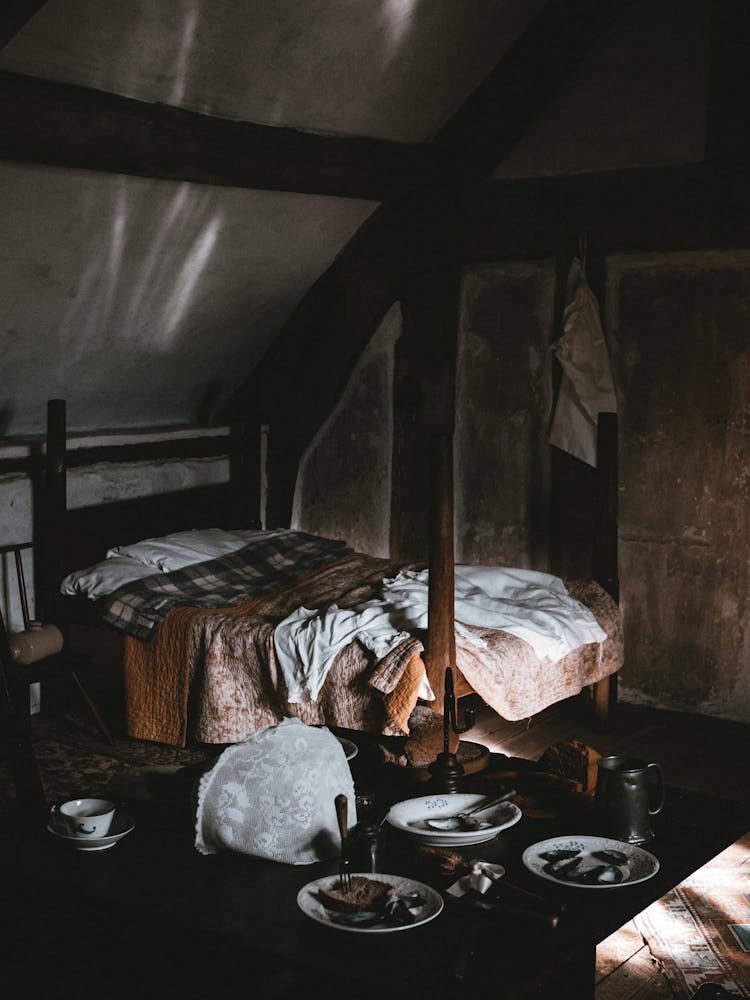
[634,832,750,998]
[0,711,214,818]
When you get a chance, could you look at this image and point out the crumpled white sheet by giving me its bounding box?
[273,564,606,704]
[193,717,356,864]
[273,601,415,703]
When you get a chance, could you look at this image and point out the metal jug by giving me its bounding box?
[595,755,665,844]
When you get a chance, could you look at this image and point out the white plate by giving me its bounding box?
[46,811,136,852]
[522,835,660,889]
[297,873,443,934]
[385,793,522,847]
[336,736,358,761]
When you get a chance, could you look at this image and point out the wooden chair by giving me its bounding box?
[0,542,113,822]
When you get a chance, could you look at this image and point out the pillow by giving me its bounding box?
[106,527,276,572]
[60,556,159,600]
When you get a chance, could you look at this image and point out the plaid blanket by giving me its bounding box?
[101,530,351,640]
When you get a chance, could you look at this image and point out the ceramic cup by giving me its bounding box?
[55,798,116,838]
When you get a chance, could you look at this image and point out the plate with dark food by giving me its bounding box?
[523,836,659,888]
[297,873,443,933]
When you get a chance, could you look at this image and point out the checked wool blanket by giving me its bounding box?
[102,530,351,639]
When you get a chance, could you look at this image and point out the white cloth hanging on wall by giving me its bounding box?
[549,255,617,467]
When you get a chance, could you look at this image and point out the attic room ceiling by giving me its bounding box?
[0,0,547,143]
[0,0,710,438]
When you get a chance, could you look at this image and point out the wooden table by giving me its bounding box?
[4,751,748,1000]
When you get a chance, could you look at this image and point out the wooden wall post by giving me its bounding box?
[43,398,66,622]
[592,410,619,729]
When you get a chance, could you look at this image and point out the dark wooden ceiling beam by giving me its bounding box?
[435,0,637,179]
[0,1,47,49]
[704,0,750,239]
[458,165,734,259]
[0,70,433,201]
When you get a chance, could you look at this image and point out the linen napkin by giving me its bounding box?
[446,861,506,897]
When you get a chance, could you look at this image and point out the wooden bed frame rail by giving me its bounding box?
[40,399,260,626]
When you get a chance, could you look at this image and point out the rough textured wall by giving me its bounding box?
[609,252,750,723]
[455,261,555,567]
[289,250,750,724]
[292,303,400,556]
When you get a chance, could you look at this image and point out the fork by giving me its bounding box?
[335,793,352,893]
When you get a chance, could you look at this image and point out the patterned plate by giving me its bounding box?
[386,793,522,846]
[297,873,443,934]
[523,835,660,889]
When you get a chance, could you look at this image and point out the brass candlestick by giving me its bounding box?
[428,667,475,793]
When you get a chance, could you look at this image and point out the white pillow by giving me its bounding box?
[106,527,274,572]
[60,557,159,600]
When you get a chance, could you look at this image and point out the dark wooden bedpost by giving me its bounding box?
[398,251,461,738]
[426,429,457,715]
[43,398,66,622]
[229,418,262,528]
[592,411,619,729]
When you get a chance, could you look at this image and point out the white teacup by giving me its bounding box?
[55,798,116,838]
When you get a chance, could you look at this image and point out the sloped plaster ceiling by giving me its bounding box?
[494,0,709,178]
[0,0,550,437]
[0,161,376,434]
[0,0,546,142]
[0,0,711,439]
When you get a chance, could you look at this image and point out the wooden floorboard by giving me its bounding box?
[464,694,750,804]
[461,693,750,998]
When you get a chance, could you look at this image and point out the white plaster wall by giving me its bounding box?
[0,454,228,628]
[292,303,400,556]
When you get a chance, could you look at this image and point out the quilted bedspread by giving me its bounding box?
[121,552,623,747]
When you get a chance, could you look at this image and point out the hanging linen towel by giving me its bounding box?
[549,255,617,466]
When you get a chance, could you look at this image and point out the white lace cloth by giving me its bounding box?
[194,717,356,864]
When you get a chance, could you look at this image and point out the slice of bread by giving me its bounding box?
[318,875,392,913]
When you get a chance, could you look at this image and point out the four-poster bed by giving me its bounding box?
[41,392,622,751]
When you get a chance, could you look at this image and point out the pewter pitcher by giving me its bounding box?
[595,755,665,844]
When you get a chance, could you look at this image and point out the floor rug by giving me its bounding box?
[0,712,214,819]
[634,832,750,998]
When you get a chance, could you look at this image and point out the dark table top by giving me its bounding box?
[4,747,749,1000]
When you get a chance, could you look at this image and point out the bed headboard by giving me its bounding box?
[38,399,260,620]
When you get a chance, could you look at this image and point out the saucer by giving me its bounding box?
[47,810,136,852]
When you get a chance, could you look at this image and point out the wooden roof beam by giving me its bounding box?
[435,0,637,181]
[0,70,434,201]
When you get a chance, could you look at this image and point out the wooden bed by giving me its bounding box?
[42,399,622,749]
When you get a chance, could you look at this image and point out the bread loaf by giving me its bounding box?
[536,739,602,794]
[318,875,392,913]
